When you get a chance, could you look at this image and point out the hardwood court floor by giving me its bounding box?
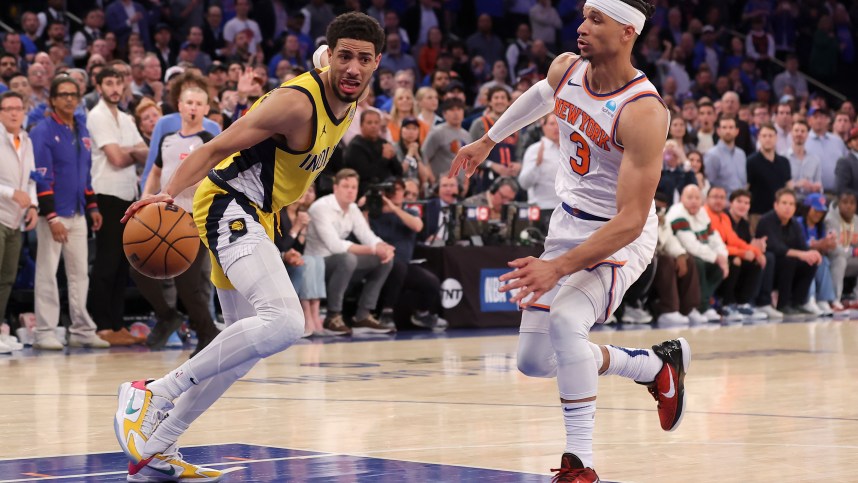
[0,319,856,482]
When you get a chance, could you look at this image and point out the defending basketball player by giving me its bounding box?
[451,1,688,481]
[113,13,384,481]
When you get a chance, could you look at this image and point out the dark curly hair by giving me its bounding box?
[620,0,656,19]
[326,12,386,55]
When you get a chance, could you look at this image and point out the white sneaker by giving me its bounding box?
[756,305,784,319]
[0,334,23,351]
[687,309,709,324]
[69,332,111,348]
[33,334,64,350]
[127,444,227,482]
[622,307,653,324]
[702,308,721,321]
[657,311,689,324]
[799,300,823,316]
[816,301,833,316]
[15,327,33,346]
[0,338,12,354]
[738,303,768,320]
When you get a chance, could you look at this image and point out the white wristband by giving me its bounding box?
[312,45,328,69]
[487,79,555,143]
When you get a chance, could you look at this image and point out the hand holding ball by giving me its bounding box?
[123,202,200,279]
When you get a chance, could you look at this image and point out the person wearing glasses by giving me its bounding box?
[30,76,108,350]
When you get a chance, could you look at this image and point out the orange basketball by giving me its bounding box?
[123,202,201,279]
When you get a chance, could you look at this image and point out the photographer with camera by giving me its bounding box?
[463,177,520,221]
[305,169,396,335]
[370,178,445,330]
[344,109,403,197]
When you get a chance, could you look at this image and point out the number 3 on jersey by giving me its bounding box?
[568,131,591,176]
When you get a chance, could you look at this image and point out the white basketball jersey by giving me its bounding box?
[552,58,667,218]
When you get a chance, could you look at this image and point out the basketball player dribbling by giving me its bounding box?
[451,1,689,481]
[113,13,384,481]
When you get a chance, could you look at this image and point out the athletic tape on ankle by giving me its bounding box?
[584,0,646,34]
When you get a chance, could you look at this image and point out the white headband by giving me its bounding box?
[584,0,646,35]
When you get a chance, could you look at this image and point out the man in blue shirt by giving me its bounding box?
[30,76,108,350]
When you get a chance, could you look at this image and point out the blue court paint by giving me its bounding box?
[0,444,626,482]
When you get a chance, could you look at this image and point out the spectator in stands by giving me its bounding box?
[529,0,562,52]
[152,24,178,75]
[344,109,403,197]
[755,188,822,317]
[423,98,471,182]
[0,92,37,352]
[747,123,791,226]
[180,29,213,73]
[415,86,442,126]
[806,108,848,192]
[787,119,823,196]
[658,139,697,206]
[403,0,444,47]
[704,116,747,196]
[468,87,523,194]
[387,87,429,143]
[420,175,460,244]
[695,101,717,153]
[651,192,705,325]
[825,191,858,309]
[520,114,562,230]
[796,193,837,316]
[462,176,519,222]
[70,8,105,66]
[371,178,443,330]
[773,101,793,156]
[666,184,728,321]
[835,128,858,195]
[466,14,505,66]
[87,67,148,346]
[134,97,162,145]
[705,186,767,320]
[304,169,396,335]
[31,77,109,350]
[224,0,263,62]
[416,27,444,77]
[303,0,336,41]
[833,111,853,144]
[693,25,722,77]
[38,20,69,58]
[380,31,419,82]
[201,5,226,60]
[719,91,754,154]
[668,114,697,155]
[105,0,152,52]
[395,117,432,187]
[506,23,533,79]
[687,150,710,196]
[136,85,219,355]
[773,54,808,100]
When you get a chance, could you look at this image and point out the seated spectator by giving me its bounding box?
[668,114,697,154]
[825,191,858,310]
[387,87,430,143]
[695,101,717,153]
[462,177,519,222]
[467,86,523,195]
[422,98,471,184]
[834,128,858,195]
[755,188,822,318]
[747,123,792,227]
[704,116,747,196]
[657,140,697,206]
[666,184,728,321]
[797,193,837,316]
[519,114,562,232]
[787,119,823,196]
[344,109,403,197]
[304,169,396,335]
[371,179,444,330]
[650,193,706,325]
[687,150,710,196]
[705,186,767,320]
[420,175,460,244]
[415,86,443,126]
[395,117,433,188]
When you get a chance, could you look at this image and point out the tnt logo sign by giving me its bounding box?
[480,269,518,312]
[441,278,463,309]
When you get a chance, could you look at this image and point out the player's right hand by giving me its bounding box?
[121,192,175,223]
[449,136,495,178]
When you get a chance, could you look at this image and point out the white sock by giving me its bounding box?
[147,363,199,401]
[143,414,189,456]
[562,401,595,468]
[602,345,663,383]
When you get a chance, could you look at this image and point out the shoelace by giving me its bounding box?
[550,466,591,482]
[139,396,173,438]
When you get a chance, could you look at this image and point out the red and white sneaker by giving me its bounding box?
[642,337,691,431]
[551,453,600,483]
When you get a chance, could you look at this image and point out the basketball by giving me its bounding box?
[123,202,200,279]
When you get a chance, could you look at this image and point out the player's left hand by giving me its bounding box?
[499,256,560,307]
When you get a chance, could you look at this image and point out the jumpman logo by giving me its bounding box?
[321,124,327,136]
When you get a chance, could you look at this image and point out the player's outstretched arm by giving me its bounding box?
[122,88,312,222]
[448,53,578,178]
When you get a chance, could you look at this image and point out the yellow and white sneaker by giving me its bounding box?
[126,445,225,482]
[115,380,175,465]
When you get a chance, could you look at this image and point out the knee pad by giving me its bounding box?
[252,295,304,357]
